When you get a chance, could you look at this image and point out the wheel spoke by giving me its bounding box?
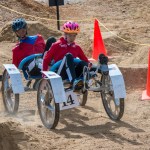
[101,75,124,120]
[2,70,19,114]
[40,93,45,103]
[115,105,119,112]
[46,104,55,111]
[42,107,47,121]
[37,79,59,129]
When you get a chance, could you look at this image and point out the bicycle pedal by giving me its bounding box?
[24,86,31,91]
[89,71,97,78]
[63,80,72,88]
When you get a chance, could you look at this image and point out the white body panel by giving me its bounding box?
[42,71,67,103]
[108,64,126,99]
[3,64,24,94]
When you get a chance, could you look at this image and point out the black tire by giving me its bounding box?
[37,79,60,129]
[1,70,19,114]
[77,90,88,106]
[101,74,124,120]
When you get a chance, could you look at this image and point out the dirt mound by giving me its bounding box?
[117,26,150,65]
[0,0,56,28]
[104,26,150,65]
[0,21,62,42]
[119,65,147,90]
[119,47,149,65]
[0,121,29,150]
[0,0,149,64]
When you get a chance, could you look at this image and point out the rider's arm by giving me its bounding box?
[34,34,45,53]
[77,46,90,63]
[43,44,56,71]
[12,47,19,67]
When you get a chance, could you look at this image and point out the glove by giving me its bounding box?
[99,54,108,64]
[42,73,47,78]
[88,62,93,69]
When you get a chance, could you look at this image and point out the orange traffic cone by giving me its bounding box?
[92,19,107,60]
[142,50,150,100]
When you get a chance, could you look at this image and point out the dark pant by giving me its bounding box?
[56,53,88,83]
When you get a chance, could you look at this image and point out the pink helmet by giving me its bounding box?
[62,21,80,33]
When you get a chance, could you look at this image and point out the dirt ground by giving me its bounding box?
[0,0,150,149]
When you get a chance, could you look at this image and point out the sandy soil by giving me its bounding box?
[0,0,150,149]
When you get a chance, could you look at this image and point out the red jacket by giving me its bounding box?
[12,34,45,67]
[43,37,89,71]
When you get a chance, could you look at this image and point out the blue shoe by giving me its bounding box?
[73,79,84,92]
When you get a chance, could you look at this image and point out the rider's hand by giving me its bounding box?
[88,62,93,69]
[42,73,46,78]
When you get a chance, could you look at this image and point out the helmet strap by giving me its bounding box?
[15,30,27,40]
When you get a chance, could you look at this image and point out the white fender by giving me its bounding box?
[3,64,24,94]
[60,89,79,110]
[108,64,126,99]
[42,71,67,103]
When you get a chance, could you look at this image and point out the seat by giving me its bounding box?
[18,54,43,80]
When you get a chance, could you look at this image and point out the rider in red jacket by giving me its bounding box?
[43,36,89,71]
[11,18,45,67]
[43,21,90,91]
